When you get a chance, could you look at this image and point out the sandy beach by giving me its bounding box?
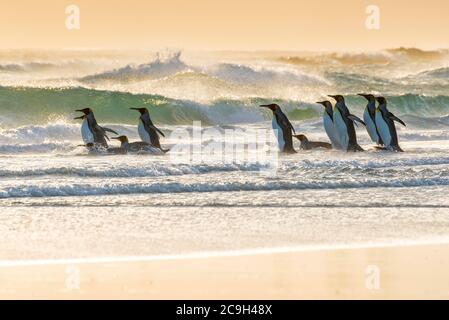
[1,243,448,299]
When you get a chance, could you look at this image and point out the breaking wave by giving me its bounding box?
[2,176,449,198]
[80,51,326,88]
[81,51,190,82]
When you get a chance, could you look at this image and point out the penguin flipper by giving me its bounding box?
[150,125,165,137]
[348,114,366,126]
[388,113,406,127]
[102,127,119,135]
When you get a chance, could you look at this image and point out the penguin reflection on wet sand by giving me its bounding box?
[260,104,297,154]
[74,108,118,148]
[328,95,365,152]
[130,107,166,150]
[375,96,406,152]
[294,134,332,150]
[111,135,167,155]
[358,93,383,146]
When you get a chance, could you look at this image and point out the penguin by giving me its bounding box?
[358,94,384,146]
[74,108,118,148]
[111,136,167,155]
[374,97,406,152]
[106,145,128,155]
[130,107,165,149]
[259,104,296,153]
[328,95,365,152]
[293,134,332,150]
[316,101,342,149]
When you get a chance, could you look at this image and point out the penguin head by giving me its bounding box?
[328,95,345,103]
[259,104,280,113]
[130,107,149,115]
[375,97,387,112]
[293,134,308,142]
[316,101,332,108]
[358,94,375,102]
[75,107,92,115]
[375,97,387,105]
[111,136,129,143]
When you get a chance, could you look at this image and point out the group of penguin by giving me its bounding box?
[75,93,406,155]
[261,94,406,153]
[75,107,168,155]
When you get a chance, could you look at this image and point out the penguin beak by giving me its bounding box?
[259,105,270,108]
[357,93,370,100]
[316,102,326,107]
[75,108,89,115]
[111,137,119,140]
[130,108,139,111]
[328,95,337,99]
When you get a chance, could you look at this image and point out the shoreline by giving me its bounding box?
[1,242,449,299]
[2,239,449,267]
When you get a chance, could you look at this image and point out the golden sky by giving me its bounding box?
[0,0,448,51]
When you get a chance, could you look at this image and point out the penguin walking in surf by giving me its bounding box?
[74,108,118,148]
[130,107,168,152]
[358,94,383,146]
[374,97,406,152]
[260,104,297,154]
[328,95,365,152]
[316,101,342,150]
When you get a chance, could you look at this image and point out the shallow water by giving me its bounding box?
[1,49,449,260]
[2,121,449,260]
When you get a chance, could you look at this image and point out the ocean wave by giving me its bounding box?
[414,67,449,79]
[0,143,75,154]
[2,176,449,198]
[0,162,269,178]
[0,122,80,144]
[279,48,449,66]
[1,84,449,129]
[2,154,449,178]
[0,85,320,126]
[207,63,326,86]
[81,51,326,87]
[81,51,190,82]
[0,61,83,73]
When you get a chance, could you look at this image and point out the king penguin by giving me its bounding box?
[374,97,406,152]
[260,104,296,154]
[74,108,118,148]
[293,134,332,150]
[316,101,342,150]
[328,95,365,152]
[111,135,167,155]
[130,107,166,150]
[358,94,383,146]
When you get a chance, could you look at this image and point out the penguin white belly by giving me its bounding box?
[272,118,285,152]
[364,109,379,144]
[81,118,94,144]
[138,121,151,143]
[323,113,341,149]
[375,111,392,147]
[333,110,349,151]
